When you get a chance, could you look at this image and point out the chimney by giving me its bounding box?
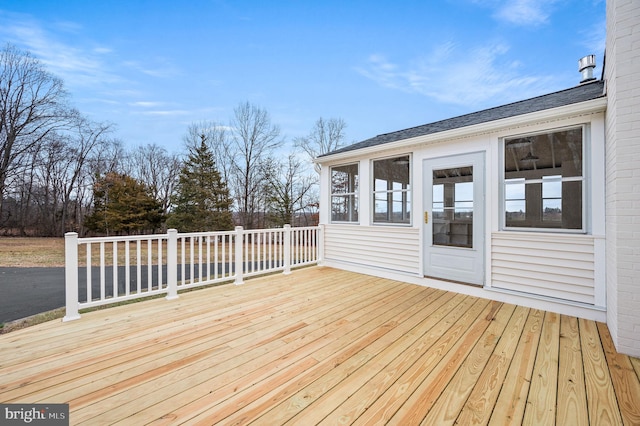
[578,55,596,83]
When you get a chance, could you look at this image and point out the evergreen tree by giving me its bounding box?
[85,172,164,235]
[167,136,233,231]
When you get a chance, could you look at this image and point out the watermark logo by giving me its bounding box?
[1,404,68,425]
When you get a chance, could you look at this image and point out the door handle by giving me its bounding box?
[424,211,429,224]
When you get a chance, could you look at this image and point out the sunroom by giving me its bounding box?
[316,80,607,321]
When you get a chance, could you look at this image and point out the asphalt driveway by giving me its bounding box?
[0,267,65,323]
[0,266,168,323]
[0,263,241,323]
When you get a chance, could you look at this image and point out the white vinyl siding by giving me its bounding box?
[324,224,420,274]
[491,232,595,304]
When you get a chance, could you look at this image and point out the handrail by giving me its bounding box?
[63,225,322,321]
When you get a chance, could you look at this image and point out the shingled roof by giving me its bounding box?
[320,80,605,157]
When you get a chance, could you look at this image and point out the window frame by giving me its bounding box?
[499,124,588,233]
[330,162,360,223]
[371,154,412,226]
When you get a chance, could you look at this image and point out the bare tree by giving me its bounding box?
[0,44,76,216]
[126,144,180,215]
[294,117,347,174]
[33,133,67,235]
[58,118,113,234]
[230,102,283,229]
[262,152,318,227]
[3,144,40,234]
[3,117,113,235]
[88,138,126,177]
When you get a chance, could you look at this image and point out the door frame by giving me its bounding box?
[422,151,485,285]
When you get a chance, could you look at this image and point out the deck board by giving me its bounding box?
[488,308,544,425]
[597,322,640,425]
[580,318,624,425]
[1,266,639,425]
[556,315,589,426]
[419,302,516,425]
[523,311,560,425]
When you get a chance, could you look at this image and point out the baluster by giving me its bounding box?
[158,237,163,288]
[125,240,130,296]
[180,236,185,286]
[190,237,195,285]
[198,236,203,283]
[147,239,153,292]
[86,242,92,303]
[136,239,141,294]
[206,235,211,281]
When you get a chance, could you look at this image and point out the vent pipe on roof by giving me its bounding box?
[578,55,596,83]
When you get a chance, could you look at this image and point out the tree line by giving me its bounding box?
[0,43,347,237]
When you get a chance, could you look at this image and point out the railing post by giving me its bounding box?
[283,224,291,275]
[317,224,324,265]
[235,226,244,284]
[166,229,179,300]
[63,232,81,322]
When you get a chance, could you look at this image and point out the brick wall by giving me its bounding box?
[605,0,640,357]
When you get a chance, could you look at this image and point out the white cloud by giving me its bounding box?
[130,101,165,108]
[0,11,179,92]
[580,17,606,56]
[93,47,113,54]
[137,110,191,116]
[51,20,83,33]
[123,60,181,79]
[0,15,123,90]
[356,41,555,108]
[471,0,558,27]
[495,0,556,26]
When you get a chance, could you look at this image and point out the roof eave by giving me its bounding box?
[315,96,607,164]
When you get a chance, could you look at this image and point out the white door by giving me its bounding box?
[423,152,485,285]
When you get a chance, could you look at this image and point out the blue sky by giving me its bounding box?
[0,0,605,154]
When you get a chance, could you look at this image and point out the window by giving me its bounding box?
[330,163,359,222]
[503,127,584,230]
[432,166,474,247]
[373,155,411,224]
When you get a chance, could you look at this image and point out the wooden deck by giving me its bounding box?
[1,266,639,425]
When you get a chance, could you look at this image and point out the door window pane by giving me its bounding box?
[433,184,444,216]
[454,182,473,220]
[432,167,473,248]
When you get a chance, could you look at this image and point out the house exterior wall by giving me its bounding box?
[319,107,607,323]
[490,232,597,305]
[605,0,640,357]
[324,225,420,274]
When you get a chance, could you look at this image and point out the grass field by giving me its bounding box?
[1,236,306,269]
[0,237,65,267]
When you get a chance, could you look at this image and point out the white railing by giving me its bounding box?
[63,225,322,321]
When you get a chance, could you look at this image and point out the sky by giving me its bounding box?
[0,0,605,155]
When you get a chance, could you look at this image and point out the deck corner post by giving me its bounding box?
[283,224,292,275]
[166,229,179,300]
[63,232,81,322]
[235,226,244,284]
